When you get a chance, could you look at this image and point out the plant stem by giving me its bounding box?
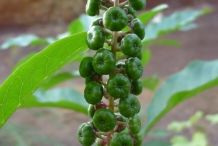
[107,2,120,146]
[118,1,128,7]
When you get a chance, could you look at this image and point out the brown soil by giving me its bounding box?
[0,1,218,146]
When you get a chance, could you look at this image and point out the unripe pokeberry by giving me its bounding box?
[106,74,131,99]
[84,81,103,104]
[87,26,105,50]
[77,123,96,146]
[132,18,145,40]
[129,0,146,11]
[119,94,141,118]
[92,49,116,75]
[128,114,141,134]
[110,133,133,146]
[79,57,94,78]
[131,79,143,95]
[121,34,142,57]
[86,0,100,16]
[103,7,128,31]
[125,57,143,80]
[93,108,116,132]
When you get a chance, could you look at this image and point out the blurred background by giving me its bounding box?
[0,0,218,145]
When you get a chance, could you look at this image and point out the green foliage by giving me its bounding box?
[142,75,159,91]
[205,114,218,124]
[0,32,87,127]
[143,60,218,135]
[0,34,54,49]
[143,140,171,146]
[20,88,87,114]
[40,71,80,90]
[142,8,211,45]
[0,122,66,146]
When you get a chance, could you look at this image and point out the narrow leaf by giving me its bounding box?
[138,4,168,24]
[143,59,218,135]
[0,34,54,49]
[142,75,159,91]
[68,19,84,35]
[143,140,171,146]
[21,88,88,114]
[143,9,210,44]
[41,71,80,90]
[0,32,87,127]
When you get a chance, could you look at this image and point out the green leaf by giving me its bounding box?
[148,129,171,138]
[167,121,191,133]
[12,53,37,71]
[0,34,54,49]
[205,113,218,124]
[0,32,87,127]
[138,4,168,24]
[21,88,88,114]
[171,136,189,146]
[142,8,211,44]
[41,71,80,90]
[68,19,84,35]
[141,49,151,66]
[190,132,208,146]
[142,75,159,91]
[152,39,182,47]
[143,140,171,146]
[143,59,218,135]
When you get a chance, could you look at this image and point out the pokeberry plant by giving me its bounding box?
[78,0,145,145]
[0,0,216,145]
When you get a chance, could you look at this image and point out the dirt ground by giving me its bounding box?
[0,1,218,146]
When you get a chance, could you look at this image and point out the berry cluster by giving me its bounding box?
[78,0,146,145]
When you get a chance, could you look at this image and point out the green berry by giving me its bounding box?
[110,133,133,146]
[119,94,140,118]
[129,0,146,11]
[84,82,103,104]
[123,5,137,19]
[128,115,141,134]
[106,74,131,99]
[132,18,145,40]
[133,133,143,146]
[92,49,116,75]
[86,0,100,16]
[93,108,116,132]
[125,57,143,80]
[87,26,105,50]
[88,104,95,118]
[131,79,143,95]
[79,57,94,78]
[121,34,142,57]
[103,7,128,31]
[77,123,96,146]
[90,17,103,28]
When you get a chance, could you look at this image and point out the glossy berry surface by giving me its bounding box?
[121,34,142,57]
[93,108,116,132]
[125,57,143,80]
[132,18,145,40]
[106,74,131,99]
[119,94,141,118]
[87,26,105,50]
[84,81,103,104]
[103,7,128,31]
[86,0,100,16]
[129,0,146,11]
[110,133,134,146]
[128,114,141,134]
[92,49,116,75]
[79,57,94,78]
